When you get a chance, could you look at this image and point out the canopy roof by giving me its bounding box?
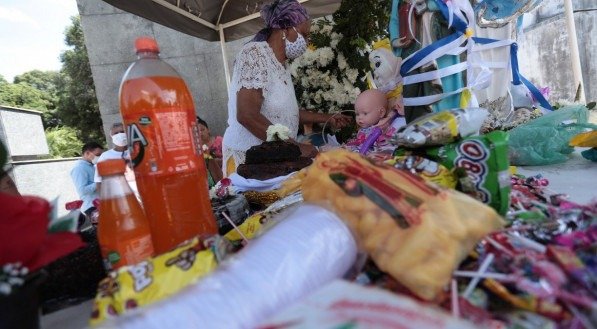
[101,0,341,42]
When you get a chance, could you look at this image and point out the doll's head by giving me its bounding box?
[355,89,388,129]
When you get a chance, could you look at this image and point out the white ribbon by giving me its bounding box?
[403,66,492,107]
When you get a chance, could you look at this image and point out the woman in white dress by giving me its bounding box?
[222,0,351,176]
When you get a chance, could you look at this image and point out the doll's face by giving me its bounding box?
[355,104,385,128]
[355,89,388,128]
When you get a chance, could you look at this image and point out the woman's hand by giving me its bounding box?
[297,142,318,158]
[329,114,353,130]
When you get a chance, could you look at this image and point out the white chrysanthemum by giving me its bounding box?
[337,53,347,71]
[316,47,334,67]
[330,33,340,49]
[321,24,333,34]
[266,124,290,141]
[346,68,359,84]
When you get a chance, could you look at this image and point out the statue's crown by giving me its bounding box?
[372,38,391,51]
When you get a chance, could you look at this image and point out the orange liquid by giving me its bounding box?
[98,194,154,270]
[120,76,217,254]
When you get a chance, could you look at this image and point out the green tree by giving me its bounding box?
[333,0,391,85]
[0,82,51,111]
[13,70,64,127]
[57,16,103,142]
[45,126,84,158]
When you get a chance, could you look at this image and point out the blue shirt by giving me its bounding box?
[70,159,97,212]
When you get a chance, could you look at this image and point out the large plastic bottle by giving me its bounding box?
[119,37,217,254]
[97,159,154,270]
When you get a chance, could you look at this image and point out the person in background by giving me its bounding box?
[221,0,352,175]
[70,141,104,224]
[94,123,138,195]
[197,116,223,159]
[197,116,224,186]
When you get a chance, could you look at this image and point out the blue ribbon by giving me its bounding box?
[433,0,469,33]
[474,37,552,110]
[400,31,463,76]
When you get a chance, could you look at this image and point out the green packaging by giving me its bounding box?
[425,131,510,215]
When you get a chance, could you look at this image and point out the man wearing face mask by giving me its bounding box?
[94,123,138,196]
[221,0,352,176]
[70,141,104,223]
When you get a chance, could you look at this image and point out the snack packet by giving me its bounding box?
[425,131,511,215]
[394,108,488,147]
[385,155,458,189]
[90,235,228,326]
[301,149,504,301]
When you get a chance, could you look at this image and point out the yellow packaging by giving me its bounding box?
[385,156,458,189]
[569,130,597,147]
[301,149,504,301]
[90,236,221,326]
[224,212,266,241]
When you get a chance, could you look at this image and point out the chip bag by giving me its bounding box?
[425,131,511,215]
[385,155,458,189]
[90,236,228,326]
[394,108,488,147]
[301,149,504,301]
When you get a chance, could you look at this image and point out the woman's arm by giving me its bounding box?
[236,88,273,141]
[298,109,352,130]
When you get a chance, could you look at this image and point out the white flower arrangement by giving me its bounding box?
[290,18,364,114]
[266,124,290,141]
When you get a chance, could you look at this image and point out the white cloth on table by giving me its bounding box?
[228,172,296,193]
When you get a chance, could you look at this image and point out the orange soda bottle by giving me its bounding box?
[119,37,217,254]
[97,159,154,270]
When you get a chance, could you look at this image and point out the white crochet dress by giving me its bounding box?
[222,41,299,171]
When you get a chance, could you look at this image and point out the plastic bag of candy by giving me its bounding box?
[393,108,488,148]
[300,149,504,301]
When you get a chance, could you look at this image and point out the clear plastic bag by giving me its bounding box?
[508,105,597,166]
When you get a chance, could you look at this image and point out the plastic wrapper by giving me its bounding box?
[425,131,511,215]
[569,130,597,147]
[259,280,477,329]
[508,105,597,165]
[225,192,305,242]
[300,149,504,301]
[385,155,458,189]
[97,205,357,329]
[90,235,227,326]
[393,108,488,147]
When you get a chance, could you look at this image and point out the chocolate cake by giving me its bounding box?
[244,140,301,164]
[237,141,312,180]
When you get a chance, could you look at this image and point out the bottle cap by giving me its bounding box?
[97,159,127,177]
[135,37,160,53]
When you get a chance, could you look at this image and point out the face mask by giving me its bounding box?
[91,155,100,165]
[112,132,128,147]
[284,27,307,60]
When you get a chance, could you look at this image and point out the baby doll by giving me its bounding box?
[345,89,406,157]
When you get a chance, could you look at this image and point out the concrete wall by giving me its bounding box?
[0,106,49,159]
[77,0,251,143]
[11,158,79,217]
[0,106,77,217]
[518,0,597,102]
